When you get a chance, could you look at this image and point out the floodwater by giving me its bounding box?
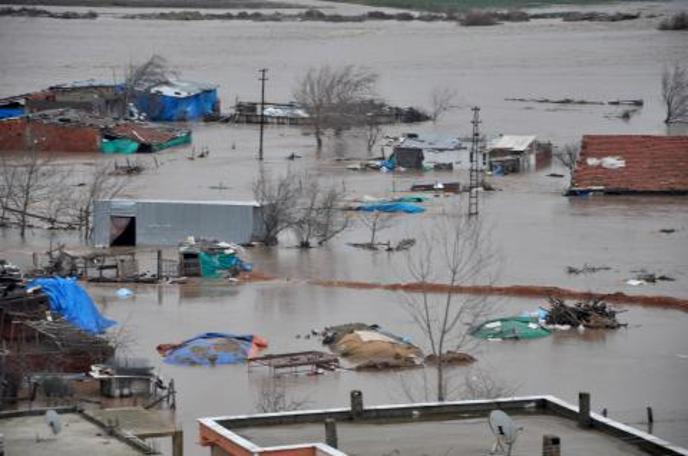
[1,1,688,454]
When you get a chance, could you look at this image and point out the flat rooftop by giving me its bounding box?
[1,413,142,456]
[238,414,647,455]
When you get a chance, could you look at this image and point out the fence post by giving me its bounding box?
[324,418,338,448]
[578,392,591,428]
[542,434,561,456]
[350,390,364,420]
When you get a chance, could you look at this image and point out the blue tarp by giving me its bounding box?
[27,277,116,334]
[356,202,426,213]
[0,107,25,119]
[135,89,219,121]
[156,332,268,366]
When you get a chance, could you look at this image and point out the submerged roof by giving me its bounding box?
[49,79,117,90]
[572,135,688,193]
[149,80,218,98]
[99,198,260,207]
[397,134,463,151]
[489,135,536,151]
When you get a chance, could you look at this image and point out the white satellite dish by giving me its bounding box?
[488,410,522,456]
[45,410,62,436]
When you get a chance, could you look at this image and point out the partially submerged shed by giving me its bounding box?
[0,108,190,153]
[135,80,220,121]
[93,199,265,247]
[391,133,476,170]
[570,135,688,194]
[487,134,545,173]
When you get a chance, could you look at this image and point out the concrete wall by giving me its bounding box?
[93,200,264,247]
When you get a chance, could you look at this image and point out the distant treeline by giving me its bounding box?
[318,0,647,13]
[0,0,298,9]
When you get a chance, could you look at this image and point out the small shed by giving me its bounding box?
[92,199,265,247]
[487,134,539,173]
[391,133,477,170]
[135,80,220,121]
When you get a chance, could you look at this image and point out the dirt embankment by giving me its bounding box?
[308,279,688,312]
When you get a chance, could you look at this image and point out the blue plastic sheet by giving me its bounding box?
[0,107,25,119]
[356,202,426,214]
[135,89,219,121]
[28,277,116,334]
[156,333,268,366]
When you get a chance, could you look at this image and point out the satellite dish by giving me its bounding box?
[488,410,521,456]
[45,410,62,436]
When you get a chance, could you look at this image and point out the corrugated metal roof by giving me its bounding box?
[149,80,218,98]
[489,135,536,152]
[101,199,260,207]
[50,79,117,90]
[398,134,464,151]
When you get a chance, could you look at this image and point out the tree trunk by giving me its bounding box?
[436,358,444,402]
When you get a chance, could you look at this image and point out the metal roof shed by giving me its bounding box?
[92,199,265,247]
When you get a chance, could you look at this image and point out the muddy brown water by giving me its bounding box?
[1,2,688,454]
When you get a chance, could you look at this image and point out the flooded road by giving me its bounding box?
[1,2,688,454]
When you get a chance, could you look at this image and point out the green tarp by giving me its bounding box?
[153,132,191,151]
[470,316,551,340]
[101,138,139,154]
[199,252,241,278]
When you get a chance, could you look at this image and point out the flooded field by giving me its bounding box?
[1,1,688,454]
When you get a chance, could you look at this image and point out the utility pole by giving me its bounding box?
[258,68,268,161]
[468,106,482,217]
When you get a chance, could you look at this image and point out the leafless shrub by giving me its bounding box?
[254,378,310,413]
[294,65,379,149]
[364,115,382,154]
[460,10,499,26]
[70,163,126,240]
[293,176,349,248]
[358,211,395,248]
[658,11,688,31]
[460,367,517,400]
[429,87,458,122]
[253,170,301,246]
[554,143,580,176]
[661,63,688,124]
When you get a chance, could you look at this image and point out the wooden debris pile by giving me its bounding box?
[546,297,626,329]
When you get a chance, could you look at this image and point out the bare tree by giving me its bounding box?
[429,87,458,122]
[294,65,378,149]
[364,114,383,154]
[358,211,395,248]
[554,143,580,183]
[662,63,688,124]
[254,378,309,413]
[252,170,301,246]
[460,367,517,400]
[72,163,127,240]
[293,176,349,248]
[0,155,18,225]
[402,210,496,401]
[3,150,55,238]
[123,54,177,117]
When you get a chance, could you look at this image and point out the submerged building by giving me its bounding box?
[92,199,265,247]
[570,135,688,195]
[134,80,220,121]
[0,108,190,153]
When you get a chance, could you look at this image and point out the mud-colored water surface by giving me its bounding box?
[1,2,688,454]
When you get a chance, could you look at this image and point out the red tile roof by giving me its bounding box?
[572,135,688,193]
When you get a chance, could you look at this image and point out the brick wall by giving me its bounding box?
[0,118,101,152]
